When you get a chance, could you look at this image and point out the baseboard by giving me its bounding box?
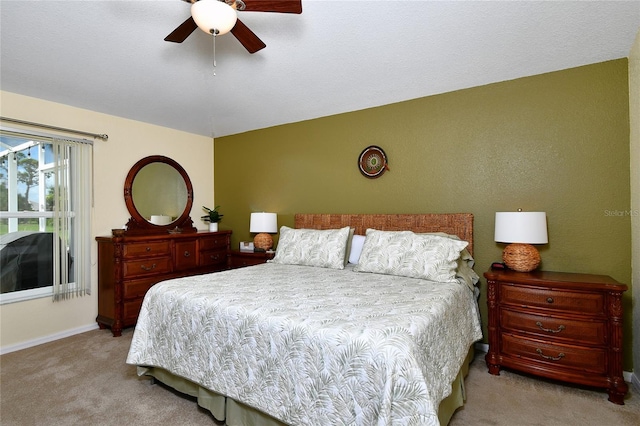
[472,342,634,384]
[0,323,100,355]
[474,342,488,354]
[630,372,640,392]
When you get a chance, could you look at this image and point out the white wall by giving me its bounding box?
[630,30,640,388]
[0,91,215,351]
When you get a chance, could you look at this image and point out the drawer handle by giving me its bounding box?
[535,321,565,334]
[140,263,156,271]
[184,251,190,258]
[210,254,219,260]
[536,348,565,361]
[146,247,151,252]
[546,297,554,304]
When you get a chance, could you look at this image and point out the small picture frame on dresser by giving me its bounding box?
[239,241,254,252]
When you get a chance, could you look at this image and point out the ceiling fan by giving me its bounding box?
[165,0,302,54]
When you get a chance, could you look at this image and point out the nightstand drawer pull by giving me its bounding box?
[546,297,554,303]
[536,348,565,361]
[184,251,190,257]
[535,321,565,334]
[140,263,156,271]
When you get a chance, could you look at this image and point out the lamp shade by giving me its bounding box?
[191,0,238,36]
[494,212,548,244]
[250,212,278,233]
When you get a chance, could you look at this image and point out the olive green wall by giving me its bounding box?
[214,59,633,370]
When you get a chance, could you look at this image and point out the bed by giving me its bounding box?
[126,213,483,425]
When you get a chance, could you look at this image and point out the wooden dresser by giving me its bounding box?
[484,269,628,404]
[96,230,231,336]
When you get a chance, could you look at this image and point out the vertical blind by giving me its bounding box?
[0,127,93,301]
[51,138,92,300]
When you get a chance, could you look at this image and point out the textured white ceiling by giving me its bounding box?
[1,1,639,138]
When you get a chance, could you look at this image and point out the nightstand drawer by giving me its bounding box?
[500,308,606,345]
[502,334,607,375]
[228,250,275,269]
[230,257,264,268]
[501,284,604,315]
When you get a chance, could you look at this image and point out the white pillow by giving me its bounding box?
[353,229,468,282]
[270,226,351,269]
[348,235,366,264]
[343,228,355,265]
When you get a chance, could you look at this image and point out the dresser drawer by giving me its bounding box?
[200,236,229,251]
[200,249,227,268]
[501,284,604,315]
[122,241,171,258]
[174,240,198,271]
[123,299,144,325]
[123,256,172,278]
[500,308,606,345]
[123,277,162,300]
[501,333,607,375]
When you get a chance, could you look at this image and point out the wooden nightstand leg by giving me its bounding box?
[607,290,627,404]
[485,276,501,375]
[485,352,501,375]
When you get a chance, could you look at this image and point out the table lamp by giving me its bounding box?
[250,212,278,251]
[494,210,548,272]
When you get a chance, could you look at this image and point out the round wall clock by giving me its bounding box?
[358,145,389,179]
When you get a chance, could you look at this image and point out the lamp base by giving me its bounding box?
[502,243,541,272]
[254,233,273,251]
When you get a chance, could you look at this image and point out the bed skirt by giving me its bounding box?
[136,346,475,426]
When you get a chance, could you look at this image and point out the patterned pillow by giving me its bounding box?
[271,226,351,269]
[353,229,469,282]
[421,232,479,290]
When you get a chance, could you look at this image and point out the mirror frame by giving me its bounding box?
[121,155,197,235]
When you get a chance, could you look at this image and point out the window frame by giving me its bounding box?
[0,126,92,304]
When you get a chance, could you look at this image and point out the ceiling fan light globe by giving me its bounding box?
[191,0,238,36]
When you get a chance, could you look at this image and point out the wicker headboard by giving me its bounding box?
[294,213,474,256]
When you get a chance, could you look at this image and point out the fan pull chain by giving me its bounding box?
[209,29,220,76]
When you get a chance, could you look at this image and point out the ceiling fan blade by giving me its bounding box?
[240,0,302,14]
[164,16,198,43]
[231,19,266,54]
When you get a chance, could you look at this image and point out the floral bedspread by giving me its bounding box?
[126,263,482,425]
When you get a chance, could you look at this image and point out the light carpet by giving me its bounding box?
[1,328,638,425]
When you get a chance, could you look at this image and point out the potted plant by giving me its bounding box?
[201,205,223,232]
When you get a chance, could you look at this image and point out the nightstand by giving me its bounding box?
[484,269,628,404]
[228,250,275,269]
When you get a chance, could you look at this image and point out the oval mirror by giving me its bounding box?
[122,155,196,234]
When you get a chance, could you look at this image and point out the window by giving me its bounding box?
[0,128,92,303]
